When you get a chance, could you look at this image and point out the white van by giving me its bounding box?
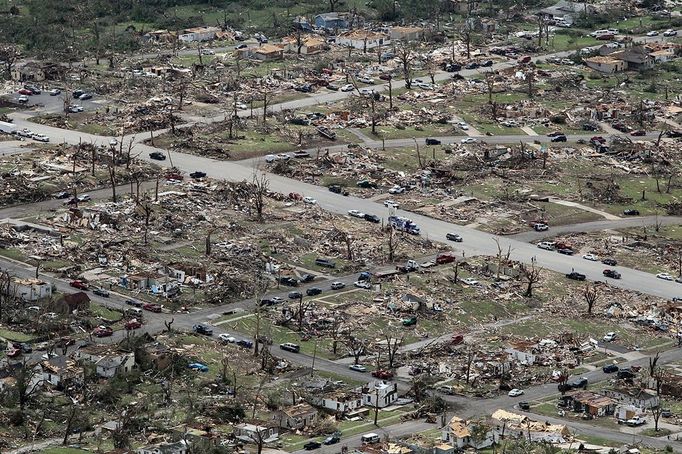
[126,307,143,317]
[361,433,380,444]
[590,29,611,37]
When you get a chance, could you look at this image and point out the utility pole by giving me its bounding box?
[310,341,317,377]
[373,386,380,426]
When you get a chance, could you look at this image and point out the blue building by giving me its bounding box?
[314,12,348,30]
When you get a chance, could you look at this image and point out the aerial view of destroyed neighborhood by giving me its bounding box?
[1,1,682,454]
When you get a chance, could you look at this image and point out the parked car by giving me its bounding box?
[18,95,29,103]
[348,209,365,218]
[631,130,646,136]
[193,324,213,336]
[372,369,394,379]
[190,171,207,179]
[219,333,237,343]
[300,274,315,283]
[582,253,598,261]
[602,364,619,373]
[402,316,417,326]
[349,364,367,372]
[125,319,142,330]
[149,152,166,160]
[537,242,555,250]
[425,138,441,145]
[79,93,93,100]
[49,88,61,96]
[236,339,253,349]
[364,214,380,223]
[331,281,346,290]
[557,248,575,255]
[354,281,372,289]
[17,88,32,95]
[280,342,301,353]
[315,258,336,268]
[288,291,303,299]
[623,209,640,215]
[566,271,586,281]
[93,288,110,297]
[657,272,674,281]
[603,269,621,279]
[461,137,477,144]
[302,196,317,204]
[279,277,299,287]
[518,401,530,410]
[323,435,340,445]
[31,133,49,142]
[304,441,321,450]
[125,299,143,307]
[188,363,209,372]
[306,287,322,296]
[70,280,89,290]
[551,135,567,142]
[570,377,588,389]
[383,200,400,209]
[328,184,348,195]
[93,325,113,337]
[340,84,355,92]
[602,258,617,266]
[663,29,677,36]
[603,332,617,342]
[646,30,659,36]
[143,303,162,313]
[446,232,463,242]
[508,388,524,397]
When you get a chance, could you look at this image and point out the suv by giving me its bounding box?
[93,288,110,297]
[425,138,441,145]
[315,258,336,268]
[306,287,322,296]
[603,269,621,279]
[288,291,303,299]
[566,271,586,281]
[364,214,380,223]
[570,377,588,389]
[602,364,619,373]
[280,342,301,353]
[143,303,162,313]
[446,232,463,242]
[193,324,213,336]
[149,152,166,160]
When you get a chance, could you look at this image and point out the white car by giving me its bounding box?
[657,273,674,281]
[388,186,405,194]
[219,333,237,343]
[359,88,374,96]
[461,138,477,144]
[18,95,29,103]
[461,277,479,286]
[537,242,555,250]
[32,134,49,142]
[348,209,365,218]
[663,29,677,37]
[508,388,524,397]
[77,194,91,202]
[349,364,367,372]
[460,124,469,130]
[384,200,400,209]
[340,84,355,92]
[49,88,61,96]
[331,282,346,290]
[69,105,84,113]
[200,48,215,55]
[354,281,372,289]
[582,254,598,261]
[109,138,118,146]
[236,102,248,110]
[357,76,374,84]
[303,196,317,205]
[265,154,276,163]
[603,332,617,342]
[420,260,436,268]
[646,30,659,36]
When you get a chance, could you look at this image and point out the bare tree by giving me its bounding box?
[137,195,154,245]
[464,345,476,386]
[251,171,269,222]
[493,238,512,279]
[484,71,495,104]
[649,351,660,378]
[583,283,598,315]
[396,43,415,89]
[383,332,404,369]
[386,226,399,262]
[0,43,21,80]
[343,335,368,364]
[519,260,541,297]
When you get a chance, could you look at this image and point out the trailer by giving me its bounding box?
[0,121,17,135]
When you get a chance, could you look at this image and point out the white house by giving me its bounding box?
[336,30,389,50]
[137,441,189,454]
[178,26,221,42]
[363,381,398,408]
[234,423,279,443]
[74,345,135,378]
[40,356,84,388]
[316,391,363,413]
[9,278,52,302]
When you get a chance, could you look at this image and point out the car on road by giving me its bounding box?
[303,196,317,204]
[49,88,61,96]
[219,333,237,343]
[354,281,372,289]
[323,435,340,445]
[461,137,477,144]
[569,377,588,389]
[446,233,463,242]
[508,388,524,397]
[306,287,322,296]
[348,209,365,218]
[93,325,113,337]
[68,105,84,113]
[547,131,564,137]
[357,76,374,84]
[18,88,32,95]
[200,48,215,55]
[602,258,617,266]
[551,134,567,142]
[236,339,253,349]
[388,185,405,194]
[93,288,110,297]
[372,369,394,379]
[331,281,346,290]
[280,342,301,353]
[518,401,530,410]
[582,253,598,261]
[77,194,91,202]
[340,84,355,92]
[602,364,619,373]
[188,363,209,372]
[364,214,380,223]
[149,151,166,160]
[557,248,574,255]
[461,277,479,286]
[425,138,441,145]
[125,299,143,307]
[31,133,49,142]
[631,130,646,136]
[623,209,640,215]
[384,200,400,209]
[53,191,71,199]
[288,291,303,299]
[143,303,162,313]
[566,271,586,281]
[193,324,213,336]
[603,269,621,279]
[663,29,677,36]
[79,93,93,100]
[349,364,367,372]
[657,272,674,281]
[18,95,29,103]
[603,331,617,342]
[190,171,207,179]
[646,30,659,36]
[359,88,374,96]
[125,319,142,330]
[300,274,315,283]
[326,83,340,91]
[70,280,89,290]
[304,441,321,450]
[537,242,555,250]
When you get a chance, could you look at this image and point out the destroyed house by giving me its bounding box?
[314,12,348,30]
[314,390,362,413]
[137,440,188,454]
[336,30,389,50]
[178,26,220,42]
[562,391,616,416]
[234,423,279,443]
[48,291,90,315]
[40,356,84,388]
[608,47,655,71]
[11,61,45,82]
[583,56,626,74]
[441,416,470,448]
[74,345,136,378]
[603,388,659,409]
[273,403,318,430]
[362,381,398,408]
[389,26,424,41]
[9,278,51,302]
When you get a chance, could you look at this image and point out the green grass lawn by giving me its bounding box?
[371,124,461,140]
[0,327,34,342]
[90,303,123,322]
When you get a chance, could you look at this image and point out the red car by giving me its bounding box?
[124,319,142,330]
[596,33,615,40]
[93,325,113,337]
[70,280,89,290]
[17,88,32,95]
[590,136,606,144]
[371,369,394,379]
[143,303,162,313]
[436,253,456,265]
